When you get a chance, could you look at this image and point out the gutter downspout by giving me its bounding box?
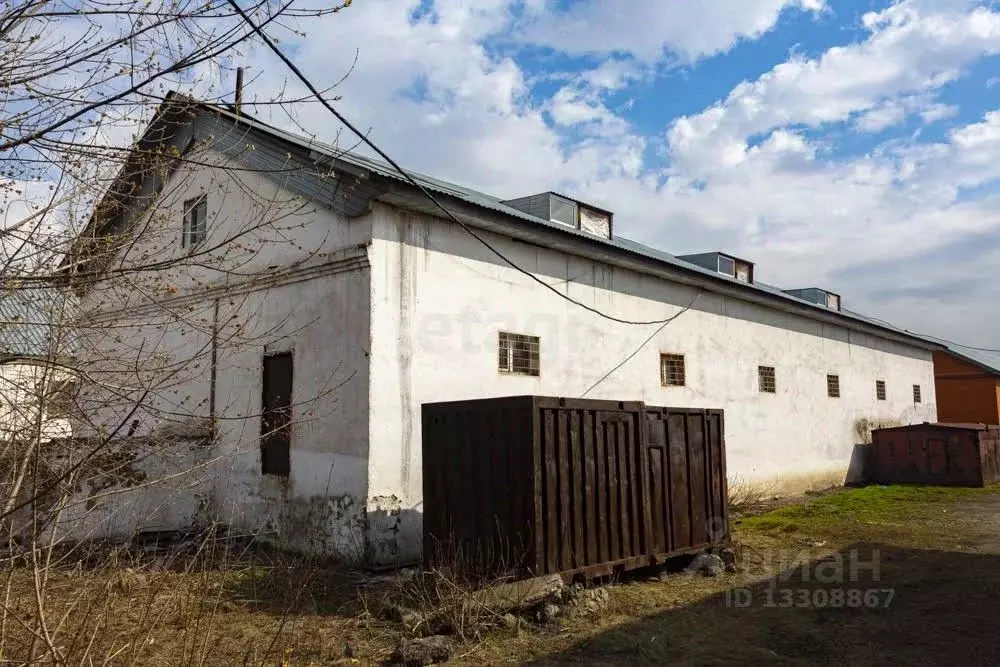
[209,298,219,436]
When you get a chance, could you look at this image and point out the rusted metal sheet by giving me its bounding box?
[980,429,1000,486]
[644,407,728,559]
[871,423,1000,487]
[422,396,728,580]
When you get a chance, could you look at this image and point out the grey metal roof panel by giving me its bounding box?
[0,288,61,358]
[197,102,940,349]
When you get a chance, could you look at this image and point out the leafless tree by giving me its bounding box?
[0,0,360,661]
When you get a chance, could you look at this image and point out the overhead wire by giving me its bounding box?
[222,0,692,327]
[580,293,702,398]
[225,0,1000,353]
[909,334,1000,356]
[845,310,1000,355]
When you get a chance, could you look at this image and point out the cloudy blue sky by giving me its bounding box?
[237,1,999,350]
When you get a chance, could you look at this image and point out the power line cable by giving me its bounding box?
[844,309,1000,354]
[580,293,701,398]
[225,0,1000,352]
[222,0,690,326]
[911,333,1000,355]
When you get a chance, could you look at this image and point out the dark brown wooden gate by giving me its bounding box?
[422,396,728,579]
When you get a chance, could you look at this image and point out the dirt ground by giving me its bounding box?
[4,485,1000,665]
[479,485,1000,665]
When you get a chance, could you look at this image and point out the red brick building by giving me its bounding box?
[933,349,1000,424]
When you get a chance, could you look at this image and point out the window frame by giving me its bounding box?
[758,365,776,394]
[659,353,686,387]
[827,374,841,398]
[261,351,293,477]
[498,331,540,377]
[876,380,887,401]
[717,255,736,277]
[182,194,208,249]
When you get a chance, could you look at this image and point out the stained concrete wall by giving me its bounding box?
[72,148,374,560]
[33,435,213,544]
[70,142,939,565]
[366,203,937,563]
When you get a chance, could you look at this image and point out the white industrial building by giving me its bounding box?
[63,94,938,564]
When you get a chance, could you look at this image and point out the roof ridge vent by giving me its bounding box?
[783,287,841,311]
[502,192,613,240]
[677,252,754,284]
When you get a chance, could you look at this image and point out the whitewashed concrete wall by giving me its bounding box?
[209,264,372,559]
[367,203,937,562]
[0,362,72,443]
[34,435,213,544]
[69,145,937,565]
[72,149,374,559]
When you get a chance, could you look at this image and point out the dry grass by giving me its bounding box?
[728,476,777,518]
[4,485,1000,664]
[0,535,404,665]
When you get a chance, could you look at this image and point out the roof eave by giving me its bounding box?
[375,183,943,352]
[940,349,1000,378]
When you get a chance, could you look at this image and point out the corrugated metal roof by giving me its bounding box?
[0,287,62,358]
[188,99,943,349]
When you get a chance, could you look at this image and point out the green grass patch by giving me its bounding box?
[739,485,998,537]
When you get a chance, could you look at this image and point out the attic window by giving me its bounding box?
[913,384,922,404]
[579,206,611,238]
[713,255,752,282]
[735,260,752,283]
[677,253,756,284]
[182,195,207,248]
[549,196,578,227]
[783,288,842,309]
[501,193,613,239]
[876,380,886,401]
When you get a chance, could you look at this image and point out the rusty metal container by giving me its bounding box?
[421,396,728,580]
[870,423,1000,487]
[644,407,728,558]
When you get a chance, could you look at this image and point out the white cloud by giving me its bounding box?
[667,1,1000,175]
[855,102,907,133]
[167,0,1000,347]
[920,103,959,123]
[521,0,825,62]
[548,59,643,133]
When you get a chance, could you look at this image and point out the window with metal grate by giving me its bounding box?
[759,366,776,393]
[498,332,540,376]
[660,353,686,387]
[827,374,841,398]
